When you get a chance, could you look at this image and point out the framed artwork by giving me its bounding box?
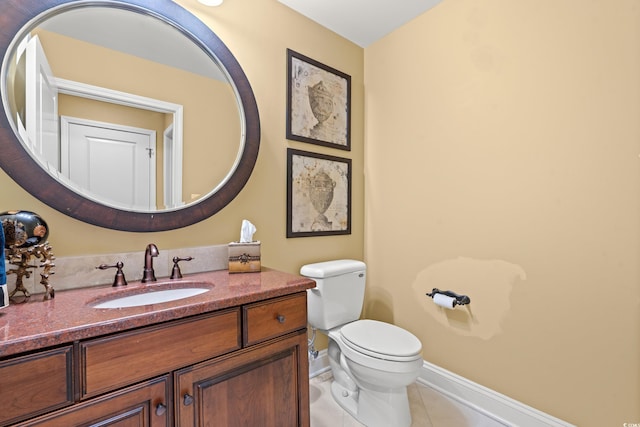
[286,49,351,151]
[287,149,351,237]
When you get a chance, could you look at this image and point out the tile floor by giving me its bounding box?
[309,372,506,427]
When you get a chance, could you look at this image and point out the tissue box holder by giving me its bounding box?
[228,241,261,273]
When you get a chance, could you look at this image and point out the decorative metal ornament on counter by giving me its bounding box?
[0,210,55,300]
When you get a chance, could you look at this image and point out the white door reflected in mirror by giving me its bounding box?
[61,117,156,211]
[23,35,60,169]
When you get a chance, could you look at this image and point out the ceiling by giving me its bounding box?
[277,0,443,47]
[39,7,226,80]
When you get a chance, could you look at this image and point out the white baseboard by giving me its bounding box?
[418,361,575,427]
[309,349,331,378]
[309,351,574,427]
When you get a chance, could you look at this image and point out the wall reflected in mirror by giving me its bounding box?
[4,6,242,212]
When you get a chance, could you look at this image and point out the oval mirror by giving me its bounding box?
[0,0,260,232]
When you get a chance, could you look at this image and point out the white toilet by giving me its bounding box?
[301,259,423,427]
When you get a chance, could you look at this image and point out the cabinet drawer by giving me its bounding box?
[0,346,73,426]
[243,292,307,346]
[80,308,240,399]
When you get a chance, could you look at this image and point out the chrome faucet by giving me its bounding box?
[142,243,159,283]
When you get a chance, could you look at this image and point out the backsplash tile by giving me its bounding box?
[4,244,229,295]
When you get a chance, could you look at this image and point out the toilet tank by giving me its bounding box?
[300,259,366,330]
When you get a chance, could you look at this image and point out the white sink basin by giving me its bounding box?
[93,287,210,309]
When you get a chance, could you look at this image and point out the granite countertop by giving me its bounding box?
[0,268,315,358]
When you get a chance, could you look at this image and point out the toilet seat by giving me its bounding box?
[329,329,423,376]
[339,319,422,362]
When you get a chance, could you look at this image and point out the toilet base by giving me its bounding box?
[330,379,412,427]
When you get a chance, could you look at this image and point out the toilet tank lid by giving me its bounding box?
[300,259,366,278]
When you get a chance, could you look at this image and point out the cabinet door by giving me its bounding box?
[14,375,171,427]
[175,331,309,427]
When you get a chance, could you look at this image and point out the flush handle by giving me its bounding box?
[183,393,194,406]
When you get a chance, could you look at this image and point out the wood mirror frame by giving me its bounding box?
[0,0,260,232]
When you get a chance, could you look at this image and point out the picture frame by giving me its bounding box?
[287,149,351,237]
[286,49,351,151]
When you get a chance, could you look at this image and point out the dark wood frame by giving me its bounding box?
[286,49,351,151]
[0,0,260,232]
[287,148,351,238]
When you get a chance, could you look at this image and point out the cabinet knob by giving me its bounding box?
[155,403,167,416]
[276,314,286,323]
[183,393,194,406]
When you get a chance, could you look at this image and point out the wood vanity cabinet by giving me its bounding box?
[3,292,309,427]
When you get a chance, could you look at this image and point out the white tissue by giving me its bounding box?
[433,293,456,309]
[240,219,256,243]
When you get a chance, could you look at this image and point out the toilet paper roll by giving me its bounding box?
[433,293,456,309]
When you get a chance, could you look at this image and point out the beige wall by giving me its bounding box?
[1,0,364,275]
[365,0,640,425]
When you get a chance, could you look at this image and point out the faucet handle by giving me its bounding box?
[171,256,194,279]
[96,261,128,287]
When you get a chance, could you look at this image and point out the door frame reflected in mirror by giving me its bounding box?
[55,77,185,211]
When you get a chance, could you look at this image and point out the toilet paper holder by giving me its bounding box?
[426,288,471,306]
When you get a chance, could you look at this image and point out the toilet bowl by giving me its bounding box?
[301,260,423,427]
[326,320,422,427]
